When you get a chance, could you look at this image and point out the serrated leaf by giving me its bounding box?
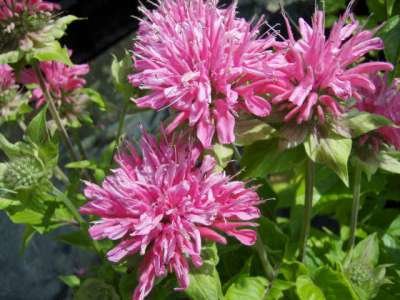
[304,131,352,186]
[346,233,379,267]
[111,52,135,97]
[378,150,400,174]
[26,105,48,145]
[344,111,392,138]
[296,275,326,300]
[225,276,268,300]
[81,88,107,111]
[32,41,72,65]
[186,243,223,300]
[241,139,304,178]
[235,119,275,146]
[313,267,358,300]
[47,15,79,40]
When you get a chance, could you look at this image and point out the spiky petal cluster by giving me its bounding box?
[129,0,278,148]
[80,131,260,300]
[357,75,400,150]
[0,64,15,89]
[271,9,393,124]
[20,59,89,108]
[0,0,59,20]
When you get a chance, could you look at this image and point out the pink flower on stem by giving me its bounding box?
[80,130,260,300]
[272,8,392,124]
[0,0,59,20]
[20,60,89,108]
[357,75,400,150]
[0,64,15,89]
[129,0,278,148]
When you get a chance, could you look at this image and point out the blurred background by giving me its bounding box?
[0,0,376,299]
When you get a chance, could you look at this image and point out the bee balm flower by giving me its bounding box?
[129,0,277,147]
[0,0,59,20]
[80,131,260,300]
[0,64,15,89]
[20,59,89,108]
[273,9,393,124]
[357,75,400,150]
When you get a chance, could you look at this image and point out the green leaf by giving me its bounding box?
[81,88,107,111]
[56,230,94,250]
[378,15,400,77]
[186,243,223,300]
[47,15,79,40]
[74,278,119,300]
[0,197,19,210]
[387,215,400,237]
[32,41,72,65]
[0,133,29,159]
[265,280,294,300]
[296,275,326,300]
[378,151,400,174]
[111,52,136,97]
[26,105,48,145]
[19,225,35,254]
[241,139,304,178]
[343,111,392,138]
[367,0,387,22]
[258,217,288,264]
[304,131,352,186]
[235,119,275,146]
[225,276,268,300]
[59,275,81,288]
[66,160,97,170]
[346,233,379,267]
[0,50,22,64]
[209,144,233,169]
[313,267,358,300]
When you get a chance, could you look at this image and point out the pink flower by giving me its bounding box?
[0,0,59,20]
[272,9,392,124]
[357,75,400,150]
[129,0,278,148]
[80,130,260,300]
[0,64,15,89]
[20,60,89,108]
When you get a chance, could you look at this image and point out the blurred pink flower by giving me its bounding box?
[20,60,89,108]
[357,75,400,150]
[80,130,260,300]
[0,64,15,89]
[272,9,392,124]
[0,0,59,20]
[129,0,279,148]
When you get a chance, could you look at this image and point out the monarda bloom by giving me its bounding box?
[272,9,392,124]
[20,59,89,108]
[0,64,15,89]
[80,131,260,300]
[357,75,400,150]
[129,0,278,148]
[0,0,59,20]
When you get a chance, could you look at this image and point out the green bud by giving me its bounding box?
[2,156,48,190]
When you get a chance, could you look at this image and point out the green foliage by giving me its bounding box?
[225,276,268,300]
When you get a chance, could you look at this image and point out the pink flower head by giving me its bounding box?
[20,59,89,108]
[80,130,260,300]
[0,0,59,20]
[357,75,400,150]
[272,8,393,124]
[129,0,278,148]
[0,64,15,89]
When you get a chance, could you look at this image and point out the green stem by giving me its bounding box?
[53,187,85,225]
[33,63,80,162]
[255,236,275,281]
[348,161,362,250]
[299,157,315,261]
[110,97,130,166]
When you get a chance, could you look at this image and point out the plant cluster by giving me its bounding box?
[1,0,400,300]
